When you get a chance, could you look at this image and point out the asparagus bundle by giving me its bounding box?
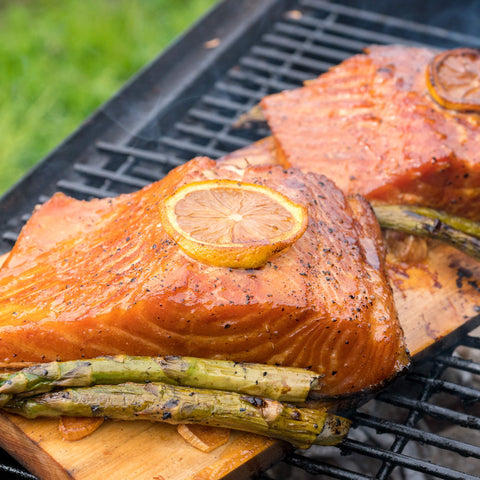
[373,205,480,261]
[0,356,349,447]
[0,355,322,405]
[3,382,350,448]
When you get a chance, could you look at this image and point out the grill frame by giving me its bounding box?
[2,1,480,478]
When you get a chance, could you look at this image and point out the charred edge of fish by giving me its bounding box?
[307,361,410,405]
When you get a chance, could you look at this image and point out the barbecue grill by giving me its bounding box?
[1,1,480,478]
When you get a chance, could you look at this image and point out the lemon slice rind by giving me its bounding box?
[426,48,480,112]
[160,179,308,269]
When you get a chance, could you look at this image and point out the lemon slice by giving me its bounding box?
[160,179,308,269]
[426,48,480,112]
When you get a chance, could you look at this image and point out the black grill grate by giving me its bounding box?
[269,329,480,480]
[1,0,480,478]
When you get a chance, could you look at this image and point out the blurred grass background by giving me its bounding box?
[0,0,218,195]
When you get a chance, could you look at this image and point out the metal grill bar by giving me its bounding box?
[273,21,368,52]
[258,42,338,73]
[130,165,166,182]
[287,453,374,479]
[377,393,480,429]
[463,335,480,349]
[96,141,185,167]
[159,136,227,158]
[283,14,422,48]
[369,361,446,480]
[262,32,352,63]
[56,180,118,199]
[353,412,480,458]
[240,55,314,82]
[292,11,424,47]
[2,232,20,243]
[214,81,267,102]
[200,94,249,113]
[228,67,300,91]
[73,164,149,189]
[301,0,480,46]
[0,465,36,480]
[407,374,480,402]
[174,123,255,149]
[187,108,234,127]
[341,439,480,480]
[434,354,480,376]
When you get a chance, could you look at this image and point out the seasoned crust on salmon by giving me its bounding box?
[0,158,409,398]
[260,45,480,219]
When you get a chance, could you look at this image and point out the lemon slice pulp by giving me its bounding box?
[426,48,480,112]
[160,180,308,269]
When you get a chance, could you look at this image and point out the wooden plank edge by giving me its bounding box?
[0,414,72,480]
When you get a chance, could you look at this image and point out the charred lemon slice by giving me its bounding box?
[426,48,480,111]
[160,179,308,269]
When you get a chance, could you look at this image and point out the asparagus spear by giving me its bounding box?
[373,205,480,261]
[0,355,322,404]
[3,382,350,448]
[401,206,480,239]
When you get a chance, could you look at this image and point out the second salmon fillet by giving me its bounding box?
[261,45,480,219]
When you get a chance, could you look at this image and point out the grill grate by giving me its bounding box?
[1,0,480,478]
[261,329,480,480]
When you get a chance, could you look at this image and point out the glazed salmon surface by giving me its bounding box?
[261,45,480,219]
[0,158,408,398]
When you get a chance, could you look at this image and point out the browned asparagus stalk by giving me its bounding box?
[373,205,480,261]
[0,355,322,407]
[3,382,350,448]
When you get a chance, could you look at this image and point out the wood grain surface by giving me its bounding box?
[0,416,288,480]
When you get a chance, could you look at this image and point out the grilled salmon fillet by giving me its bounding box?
[0,158,408,398]
[260,45,480,219]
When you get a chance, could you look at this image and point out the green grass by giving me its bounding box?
[0,0,218,194]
